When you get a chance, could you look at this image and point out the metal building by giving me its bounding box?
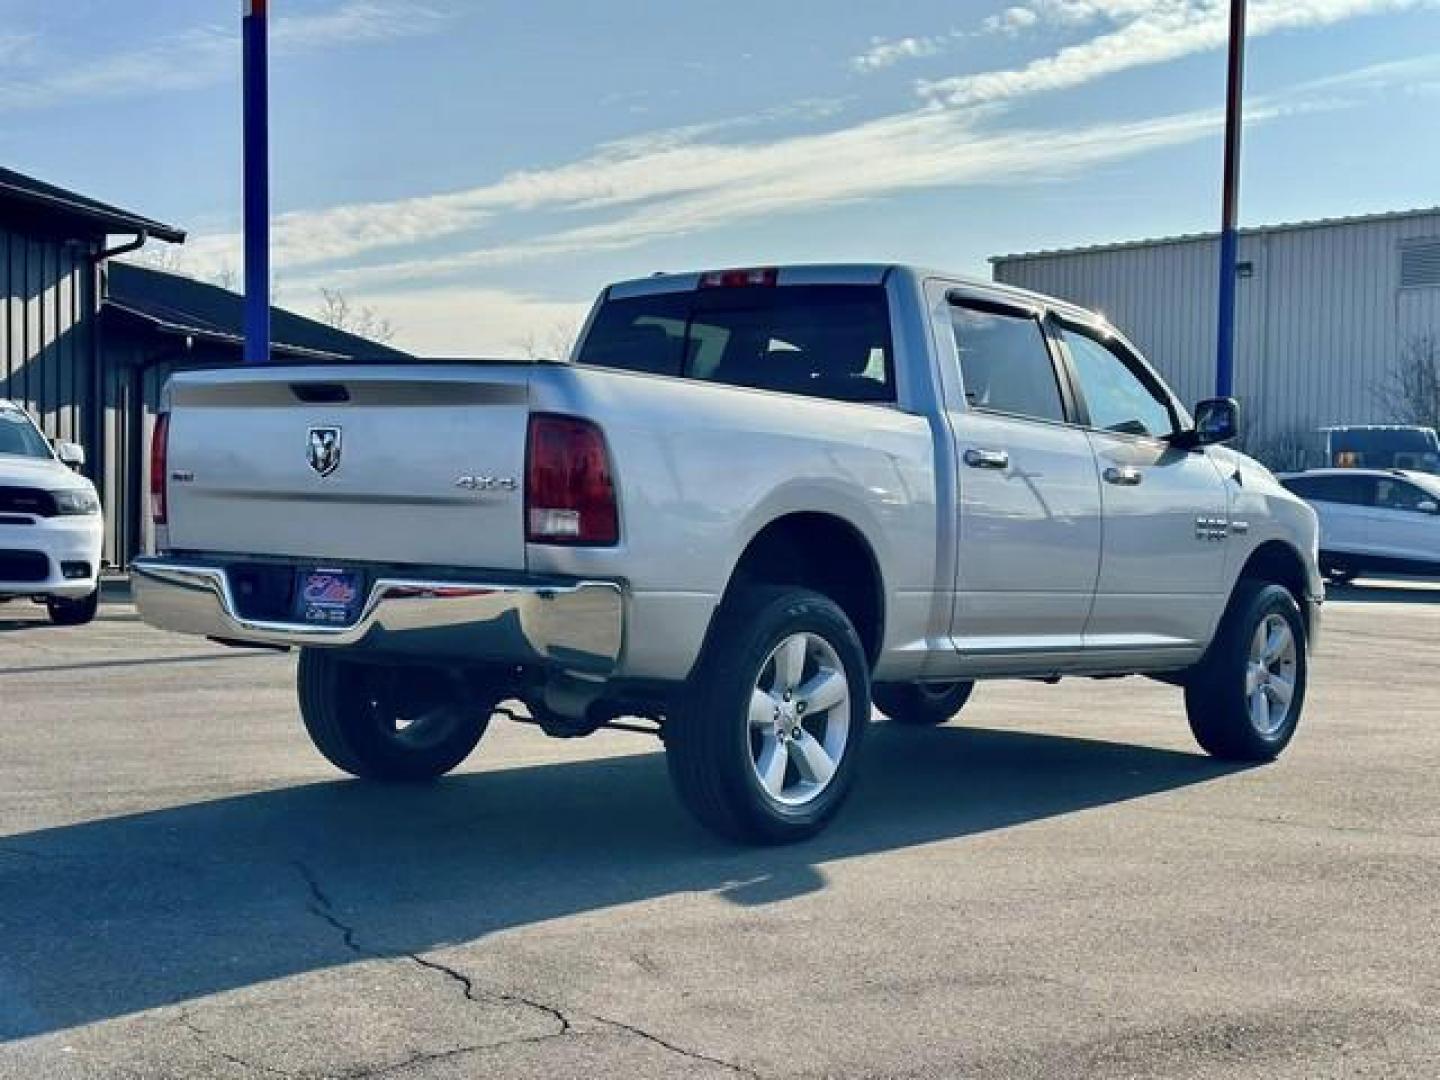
[991,208,1440,459]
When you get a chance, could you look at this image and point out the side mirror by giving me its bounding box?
[1174,397,1240,448]
[1418,500,1439,515]
[55,441,86,469]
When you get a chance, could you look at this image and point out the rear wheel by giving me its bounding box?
[665,587,869,844]
[1185,581,1307,761]
[297,650,494,781]
[46,589,99,626]
[873,680,974,726]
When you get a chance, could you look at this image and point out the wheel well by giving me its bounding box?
[1239,540,1312,631]
[724,513,884,664]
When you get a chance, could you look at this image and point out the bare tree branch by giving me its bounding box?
[1373,334,1440,430]
[314,287,397,344]
[516,319,579,360]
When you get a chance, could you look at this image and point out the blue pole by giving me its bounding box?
[242,0,270,364]
[1215,0,1246,398]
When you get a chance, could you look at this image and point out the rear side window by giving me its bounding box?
[576,285,895,404]
[949,305,1066,423]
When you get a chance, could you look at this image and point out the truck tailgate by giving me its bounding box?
[164,366,531,570]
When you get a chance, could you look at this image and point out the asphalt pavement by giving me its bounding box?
[1,582,1436,1079]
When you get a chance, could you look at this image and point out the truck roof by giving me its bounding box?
[606,262,1105,326]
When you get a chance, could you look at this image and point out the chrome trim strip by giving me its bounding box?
[132,557,624,674]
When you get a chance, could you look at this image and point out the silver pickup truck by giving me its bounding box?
[134,264,1322,843]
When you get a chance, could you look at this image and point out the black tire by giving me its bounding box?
[46,589,99,626]
[664,587,870,844]
[1184,580,1308,761]
[297,650,493,781]
[873,680,975,726]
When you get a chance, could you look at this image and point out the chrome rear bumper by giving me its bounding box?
[131,557,624,674]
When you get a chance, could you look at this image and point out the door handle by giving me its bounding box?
[1103,465,1144,486]
[964,448,1010,470]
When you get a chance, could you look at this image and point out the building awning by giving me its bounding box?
[0,166,186,244]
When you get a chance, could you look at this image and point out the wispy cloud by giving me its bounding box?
[284,102,1258,292]
[850,35,951,73]
[920,0,1438,106]
[1283,49,1440,97]
[0,1,449,112]
[172,0,1426,299]
[847,5,1048,74]
[982,6,1043,34]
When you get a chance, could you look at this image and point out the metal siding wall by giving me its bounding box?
[101,341,131,565]
[1,225,92,442]
[995,212,1440,445]
[0,223,115,559]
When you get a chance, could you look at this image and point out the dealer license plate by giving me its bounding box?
[295,568,363,626]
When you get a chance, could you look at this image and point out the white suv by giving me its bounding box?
[1279,468,1440,584]
[0,400,104,625]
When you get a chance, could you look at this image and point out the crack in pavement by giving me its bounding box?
[178,1009,299,1078]
[588,1014,764,1079]
[292,861,762,1079]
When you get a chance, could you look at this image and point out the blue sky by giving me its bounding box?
[3,0,1439,353]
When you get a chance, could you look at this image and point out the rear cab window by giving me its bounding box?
[575,284,895,404]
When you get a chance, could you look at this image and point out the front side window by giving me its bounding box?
[1375,478,1434,511]
[576,285,895,404]
[1059,326,1175,439]
[0,406,53,460]
[949,305,1066,423]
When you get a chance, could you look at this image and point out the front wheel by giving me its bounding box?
[665,587,870,844]
[1184,581,1308,761]
[47,589,99,626]
[874,680,974,726]
[297,650,494,781]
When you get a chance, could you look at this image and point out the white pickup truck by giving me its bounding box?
[134,264,1322,843]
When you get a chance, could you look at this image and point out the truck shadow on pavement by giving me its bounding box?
[0,724,1248,1041]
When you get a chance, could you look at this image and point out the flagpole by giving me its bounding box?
[242,0,271,364]
[1215,0,1246,398]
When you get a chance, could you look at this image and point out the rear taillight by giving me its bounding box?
[525,414,618,546]
[150,412,170,525]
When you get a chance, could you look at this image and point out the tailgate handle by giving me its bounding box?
[290,382,350,404]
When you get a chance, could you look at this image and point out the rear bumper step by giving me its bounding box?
[132,557,623,674]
